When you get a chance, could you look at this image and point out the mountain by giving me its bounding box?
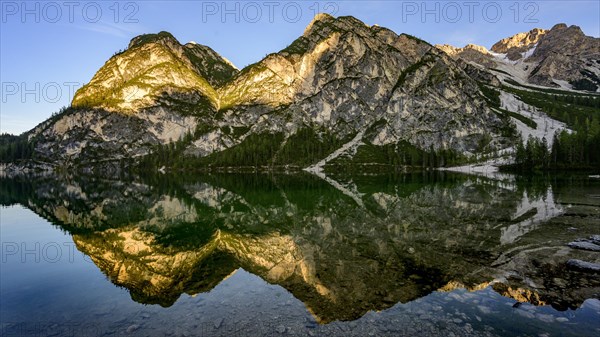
[2,16,599,174]
[4,14,516,172]
[433,23,600,173]
[436,24,600,91]
[24,32,240,168]
[527,24,599,89]
[72,31,237,112]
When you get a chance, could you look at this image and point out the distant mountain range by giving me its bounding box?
[1,15,599,173]
[436,23,600,90]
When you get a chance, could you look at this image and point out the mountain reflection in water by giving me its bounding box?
[1,172,599,326]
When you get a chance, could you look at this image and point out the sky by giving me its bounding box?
[1,0,599,135]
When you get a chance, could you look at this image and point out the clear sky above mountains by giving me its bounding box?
[1,0,599,135]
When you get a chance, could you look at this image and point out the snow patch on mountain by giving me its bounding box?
[304,131,365,173]
[521,45,537,59]
[499,91,567,147]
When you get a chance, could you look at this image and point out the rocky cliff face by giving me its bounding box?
[527,24,600,88]
[32,108,197,165]
[24,14,513,169]
[216,15,505,154]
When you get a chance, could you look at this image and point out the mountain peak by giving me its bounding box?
[435,43,490,56]
[553,23,585,37]
[72,29,241,111]
[302,13,336,36]
[434,43,495,67]
[464,44,490,54]
[128,31,179,50]
[546,23,586,38]
[302,14,374,38]
[550,23,568,30]
[491,27,547,53]
[312,12,334,22]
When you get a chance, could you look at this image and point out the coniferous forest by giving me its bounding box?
[506,87,600,171]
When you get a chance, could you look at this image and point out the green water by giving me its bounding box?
[1,172,599,336]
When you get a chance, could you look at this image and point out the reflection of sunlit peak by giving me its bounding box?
[438,280,492,292]
[219,231,335,305]
[438,281,462,292]
[492,283,546,306]
[438,280,547,307]
[438,279,511,293]
[221,268,239,283]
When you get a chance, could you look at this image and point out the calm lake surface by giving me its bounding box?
[1,172,599,336]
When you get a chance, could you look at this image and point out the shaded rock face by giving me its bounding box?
[28,14,510,167]
[527,24,600,88]
[3,173,598,322]
[32,108,198,165]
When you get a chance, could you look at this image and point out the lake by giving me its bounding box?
[1,172,599,336]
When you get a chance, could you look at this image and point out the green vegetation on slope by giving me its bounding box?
[502,85,600,129]
[504,78,600,96]
[501,86,600,170]
[183,44,238,87]
[331,141,467,170]
[200,133,284,167]
[478,84,537,129]
[0,134,34,163]
[138,132,285,171]
[135,122,480,173]
[509,123,600,171]
[280,36,310,56]
[495,107,537,129]
[392,55,435,92]
[273,127,344,166]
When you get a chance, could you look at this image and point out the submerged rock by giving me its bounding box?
[566,259,600,272]
[568,239,600,252]
[126,324,140,333]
